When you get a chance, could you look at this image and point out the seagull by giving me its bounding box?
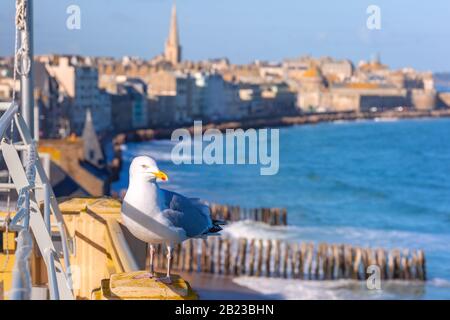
[121,156,223,284]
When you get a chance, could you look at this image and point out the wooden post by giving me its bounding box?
[393,249,401,279]
[208,238,215,274]
[401,249,410,280]
[224,239,231,276]
[274,209,279,226]
[281,208,287,225]
[216,238,223,274]
[406,251,414,280]
[344,245,352,279]
[248,239,256,276]
[178,242,185,271]
[314,244,321,279]
[274,240,281,277]
[291,243,298,279]
[225,206,230,221]
[361,248,369,280]
[173,243,182,271]
[283,243,290,278]
[201,240,208,272]
[353,247,362,280]
[298,243,307,279]
[265,240,272,277]
[157,244,164,269]
[238,238,248,276]
[305,243,314,279]
[376,249,387,280]
[331,245,339,279]
[323,244,332,280]
[417,250,426,280]
[192,239,198,272]
[412,250,419,280]
[256,239,264,277]
[185,239,194,272]
[387,250,394,280]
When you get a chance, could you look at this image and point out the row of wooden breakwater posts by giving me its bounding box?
[150,237,426,281]
[209,203,287,226]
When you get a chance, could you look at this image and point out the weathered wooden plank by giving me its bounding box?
[224,239,231,276]
[265,240,272,277]
[238,238,247,276]
[305,243,314,279]
[248,239,256,276]
[282,242,289,278]
[291,243,298,279]
[274,240,281,277]
[353,247,362,280]
[417,250,426,280]
[256,239,264,277]
[216,238,223,274]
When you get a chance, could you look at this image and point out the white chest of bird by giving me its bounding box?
[122,179,181,244]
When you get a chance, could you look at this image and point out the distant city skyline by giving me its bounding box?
[0,0,449,72]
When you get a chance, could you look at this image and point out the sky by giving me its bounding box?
[0,0,449,72]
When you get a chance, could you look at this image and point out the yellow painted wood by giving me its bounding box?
[58,198,99,215]
[96,272,198,300]
[87,198,122,215]
[1,198,198,300]
[0,252,16,299]
[2,232,16,251]
[105,218,139,272]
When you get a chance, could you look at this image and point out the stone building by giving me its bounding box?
[34,61,70,138]
[43,55,112,135]
[147,70,193,124]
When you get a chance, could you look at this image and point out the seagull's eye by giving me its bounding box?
[141,165,147,169]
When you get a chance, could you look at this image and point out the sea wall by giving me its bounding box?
[112,109,450,143]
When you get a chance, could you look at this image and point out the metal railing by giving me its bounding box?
[0,101,74,300]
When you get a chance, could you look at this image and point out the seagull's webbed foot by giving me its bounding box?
[133,272,155,280]
[156,276,172,284]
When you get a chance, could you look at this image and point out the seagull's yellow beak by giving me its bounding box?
[152,170,169,181]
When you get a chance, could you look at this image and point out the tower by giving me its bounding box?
[164,2,182,65]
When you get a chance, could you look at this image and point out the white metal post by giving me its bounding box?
[20,0,35,139]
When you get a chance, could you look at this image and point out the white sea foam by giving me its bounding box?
[428,278,450,288]
[232,276,449,300]
[231,277,414,300]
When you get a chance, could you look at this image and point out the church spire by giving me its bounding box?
[165,2,182,65]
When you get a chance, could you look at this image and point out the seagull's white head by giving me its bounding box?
[129,156,169,182]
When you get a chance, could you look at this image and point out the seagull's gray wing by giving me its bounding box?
[160,189,214,238]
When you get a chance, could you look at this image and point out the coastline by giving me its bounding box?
[107,108,450,189]
[114,109,450,143]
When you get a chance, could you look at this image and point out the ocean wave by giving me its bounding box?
[231,277,430,300]
[233,276,450,300]
[428,278,450,288]
[221,221,450,251]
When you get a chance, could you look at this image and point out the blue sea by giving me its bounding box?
[110,118,450,299]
